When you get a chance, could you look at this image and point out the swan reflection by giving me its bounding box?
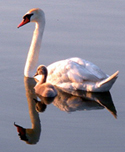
[14,77,117,145]
[15,77,41,145]
[36,86,117,118]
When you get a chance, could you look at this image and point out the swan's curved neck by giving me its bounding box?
[24,21,45,77]
[24,77,41,144]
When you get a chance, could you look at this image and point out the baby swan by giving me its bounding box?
[34,65,57,97]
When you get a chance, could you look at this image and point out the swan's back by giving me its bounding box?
[47,57,107,84]
[45,57,118,92]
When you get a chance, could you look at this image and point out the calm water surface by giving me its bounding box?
[0,0,125,152]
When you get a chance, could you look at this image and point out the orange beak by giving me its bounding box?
[17,17,30,28]
[14,122,25,136]
[14,122,28,141]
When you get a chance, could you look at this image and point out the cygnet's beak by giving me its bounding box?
[34,72,40,83]
[33,98,39,103]
[34,72,38,77]
[17,17,30,28]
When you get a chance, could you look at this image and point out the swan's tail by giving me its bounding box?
[97,71,119,92]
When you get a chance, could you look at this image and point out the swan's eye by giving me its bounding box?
[23,13,33,21]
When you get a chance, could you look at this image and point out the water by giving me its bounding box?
[0,0,125,151]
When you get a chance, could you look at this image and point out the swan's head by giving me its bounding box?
[17,8,45,28]
[14,122,41,145]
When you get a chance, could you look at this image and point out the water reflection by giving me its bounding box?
[14,77,117,145]
[15,77,41,145]
[36,86,117,118]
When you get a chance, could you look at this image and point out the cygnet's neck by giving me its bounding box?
[24,22,45,77]
[35,75,46,87]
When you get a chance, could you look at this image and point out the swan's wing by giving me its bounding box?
[47,58,107,85]
[69,57,108,79]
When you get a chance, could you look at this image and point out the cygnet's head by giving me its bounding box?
[36,65,48,76]
[34,98,47,112]
[34,65,48,81]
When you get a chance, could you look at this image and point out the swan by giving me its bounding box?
[17,8,119,92]
[34,65,57,97]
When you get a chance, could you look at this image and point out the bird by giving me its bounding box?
[17,8,119,92]
[34,65,57,97]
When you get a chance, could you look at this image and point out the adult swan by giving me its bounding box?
[18,8,119,92]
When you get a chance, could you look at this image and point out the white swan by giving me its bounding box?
[18,8,119,92]
[34,65,57,97]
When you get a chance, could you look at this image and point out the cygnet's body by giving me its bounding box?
[34,65,57,97]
